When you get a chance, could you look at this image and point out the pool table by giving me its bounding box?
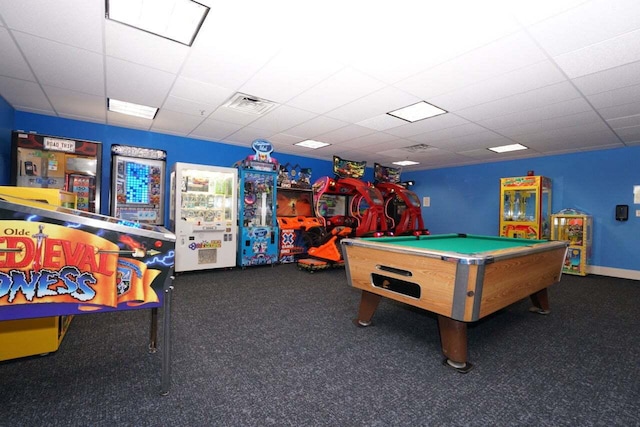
[340,233,568,372]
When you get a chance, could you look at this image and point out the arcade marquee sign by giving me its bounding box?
[0,220,163,315]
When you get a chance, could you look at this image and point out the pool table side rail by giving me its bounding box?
[340,237,567,265]
[341,239,568,322]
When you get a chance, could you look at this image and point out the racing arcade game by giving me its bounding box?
[373,163,428,236]
[298,156,387,272]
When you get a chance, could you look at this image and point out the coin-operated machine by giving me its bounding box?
[551,208,593,276]
[298,156,387,272]
[276,164,323,264]
[500,175,552,239]
[235,139,279,267]
[373,163,428,236]
[10,131,102,213]
[110,145,166,225]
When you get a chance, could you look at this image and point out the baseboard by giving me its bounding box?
[586,266,640,280]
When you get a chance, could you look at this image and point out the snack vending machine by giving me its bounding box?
[10,131,102,212]
[110,145,166,225]
[236,139,279,267]
[170,162,238,272]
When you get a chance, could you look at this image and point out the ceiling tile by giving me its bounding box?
[553,28,640,78]
[287,67,387,114]
[597,100,640,120]
[105,20,189,74]
[325,86,421,123]
[607,114,640,128]
[43,85,106,122]
[384,114,470,138]
[572,60,640,95]
[246,105,317,134]
[151,109,206,135]
[0,75,52,112]
[106,56,175,107]
[189,118,244,142]
[240,47,344,104]
[278,115,347,140]
[107,111,152,131]
[315,124,376,145]
[15,31,104,96]
[0,27,35,81]
[0,0,104,52]
[528,0,640,56]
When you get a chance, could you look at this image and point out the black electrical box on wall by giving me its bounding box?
[615,204,629,221]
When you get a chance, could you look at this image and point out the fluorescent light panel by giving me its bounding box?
[392,160,420,166]
[488,143,529,153]
[294,140,331,149]
[387,101,447,123]
[108,98,158,119]
[106,0,209,46]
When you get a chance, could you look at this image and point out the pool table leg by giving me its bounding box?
[529,288,551,315]
[438,315,473,373]
[354,290,382,327]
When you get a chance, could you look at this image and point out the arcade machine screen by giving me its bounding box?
[277,189,314,217]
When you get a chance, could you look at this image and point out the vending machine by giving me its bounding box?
[110,145,166,225]
[236,139,279,267]
[10,131,102,212]
[170,162,238,272]
[499,175,552,239]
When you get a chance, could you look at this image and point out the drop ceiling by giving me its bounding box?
[1,0,639,171]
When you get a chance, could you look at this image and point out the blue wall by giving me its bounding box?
[0,97,15,185]
[0,105,637,274]
[404,147,640,272]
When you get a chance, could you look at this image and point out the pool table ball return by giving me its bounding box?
[341,233,568,372]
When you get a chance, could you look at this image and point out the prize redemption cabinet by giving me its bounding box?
[10,131,102,212]
[551,209,593,276]
[0,197,176,394]
[236,140,279,267]
[276,165,323,263]
[373,163,427,236]
[170,162,238,272]
[499,175,552,240]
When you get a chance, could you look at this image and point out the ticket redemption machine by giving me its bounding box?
[0,197,176,394]
[276,164,323,263]
[373,163,427,236]
[236,140,279,267]
[110,145,166,225]
[10,131,102,213]
[0,188,77,361]
[499,175,552,240]
[551,208,593,276]
[298,156,387,272]
[170,162,238,272]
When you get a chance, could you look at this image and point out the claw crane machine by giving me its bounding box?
[499,174,552,239]
[110,145,166,225]
[236,139,279,267]
[551,208,592,275]
[10,131,102,212]
[170,162,238,272]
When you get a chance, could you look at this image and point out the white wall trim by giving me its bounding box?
[586,266,640,281]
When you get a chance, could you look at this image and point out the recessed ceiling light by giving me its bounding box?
[387,101,447,123]
[294,140,331,149]
[108,98,158,120]
[488,143,529,153]
[106,0,209,46]
[392,160,420,166]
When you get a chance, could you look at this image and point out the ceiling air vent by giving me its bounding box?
[223,93,278,115]
[402,144,435,153]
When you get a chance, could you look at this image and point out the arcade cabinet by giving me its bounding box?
[298,156,387,272]
[276,164,323,263]
[373,163,428,236]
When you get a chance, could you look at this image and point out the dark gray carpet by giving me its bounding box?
[1,265,639,426]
